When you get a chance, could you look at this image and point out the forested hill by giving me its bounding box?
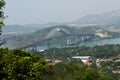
[2,25,120,48]
[2,24,42,34]
[2,25,103,48]
[0,48,113,80]
[73,9,120,24]
[2,25,79,48]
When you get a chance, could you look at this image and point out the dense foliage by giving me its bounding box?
[0,48,114,80]
[51,63,112,80]
[39,44,120,79]
[0,0,5,46]
[40,44,120,59]
[0,0,5,27]
[0,48,52,80]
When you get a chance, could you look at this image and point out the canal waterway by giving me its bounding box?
[38,37,120,51]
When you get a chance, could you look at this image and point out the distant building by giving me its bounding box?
[71,56,92,62]
[83,61,92,66]
[71,56,92,66]
[112,70,120,74]
[46,58,62,65]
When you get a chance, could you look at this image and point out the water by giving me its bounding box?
[1,37,120,51]
[38,37,120,51]
[86,38,120,46]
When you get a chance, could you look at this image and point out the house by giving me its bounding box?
[46,58,62,65]
[71,56,92,66]
[83,61,92,66]
[71,56,92,62]
[112,70,120,74]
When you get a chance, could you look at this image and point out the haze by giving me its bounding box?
[4,0,120,25]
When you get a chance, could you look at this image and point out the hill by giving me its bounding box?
[2,24,43,35]
[2,25,77,48]
[73,9,120,25]
[1,25,116,49]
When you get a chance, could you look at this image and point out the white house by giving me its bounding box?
[71,56,92,62]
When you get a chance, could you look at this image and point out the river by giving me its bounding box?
[1,37,120,51]
[38,37,120,51]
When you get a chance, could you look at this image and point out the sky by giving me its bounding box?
[4,0,120,25]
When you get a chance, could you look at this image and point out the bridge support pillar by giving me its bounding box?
[66,38,71,45]
[31,46,37,52]
[75,36,78,43]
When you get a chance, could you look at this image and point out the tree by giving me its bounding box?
[0,48,53,80]
[0,0,5,33]
[0,0,5,45]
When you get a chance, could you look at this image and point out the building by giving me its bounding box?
[112,70,120,74]
[46,58,62,65]
[71,56,92,66]
[71,56,92,62]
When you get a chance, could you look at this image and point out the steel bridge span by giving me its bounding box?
[20,28,95,50]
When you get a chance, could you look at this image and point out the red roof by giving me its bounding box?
[83,61,92,66]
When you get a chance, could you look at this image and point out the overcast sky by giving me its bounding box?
[4,0,120,25]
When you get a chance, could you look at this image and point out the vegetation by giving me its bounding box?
[0,48,52,80]
[0,0,5,45]
[39,44,120,79]
[40,44,120,59]
[0,48,114,80]
[0,0,5,27]
[1,0,120,79]
[52,63,112,80]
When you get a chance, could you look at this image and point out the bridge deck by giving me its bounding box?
[20,34,95,49]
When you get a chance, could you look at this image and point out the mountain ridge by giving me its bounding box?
[73,9,120,24]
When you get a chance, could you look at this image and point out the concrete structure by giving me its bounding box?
[71,56,92,62]
[20,27,95,50]
[46,58,62,65]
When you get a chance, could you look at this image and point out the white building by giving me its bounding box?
[71,56,92,62]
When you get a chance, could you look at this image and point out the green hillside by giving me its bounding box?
[2,25,120,49]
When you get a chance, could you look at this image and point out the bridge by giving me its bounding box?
[20,28,95,50]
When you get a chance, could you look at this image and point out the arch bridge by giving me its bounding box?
[20,27,95,50]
